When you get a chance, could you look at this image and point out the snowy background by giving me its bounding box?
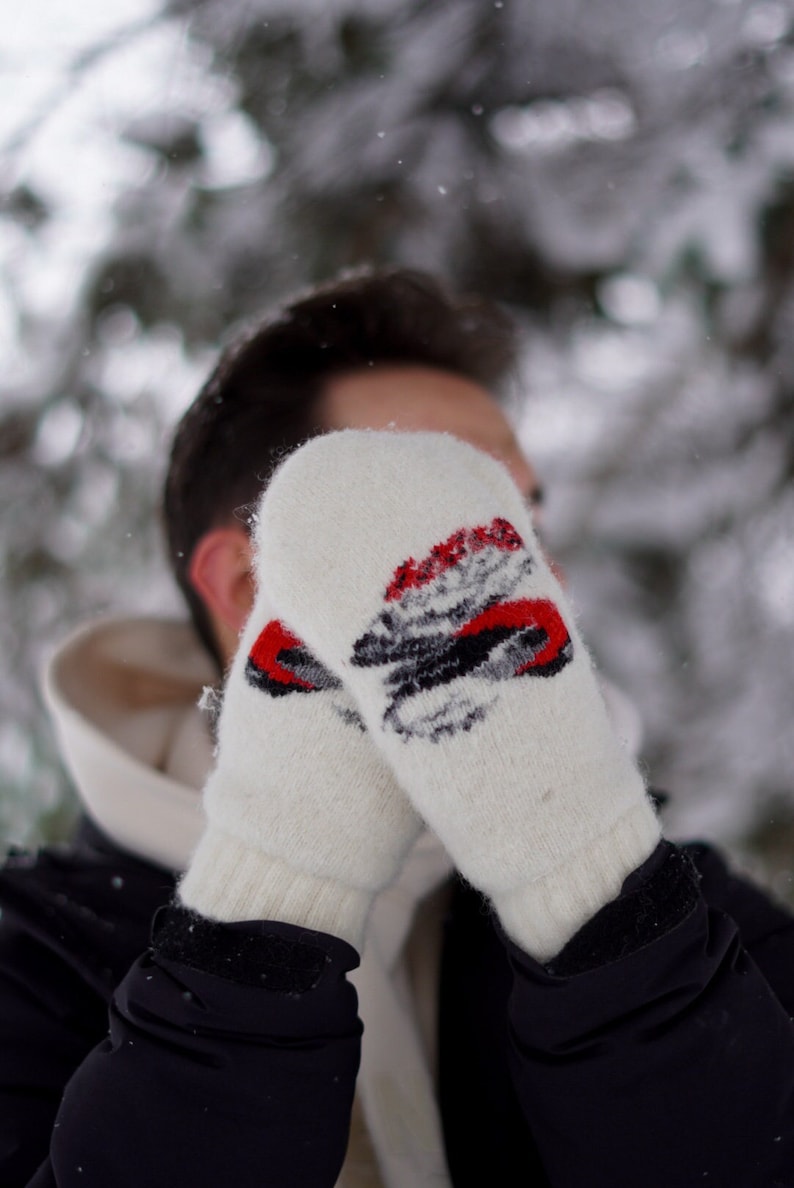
[2,0,793,891]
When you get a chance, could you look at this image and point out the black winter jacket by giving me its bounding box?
[1,816,794,1187]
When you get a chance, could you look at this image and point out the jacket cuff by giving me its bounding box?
[540,841,700,977]
[152,903,360,993]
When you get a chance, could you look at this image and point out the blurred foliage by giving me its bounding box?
[1,0,793,881]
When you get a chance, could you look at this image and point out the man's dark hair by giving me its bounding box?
[163,266,517,664]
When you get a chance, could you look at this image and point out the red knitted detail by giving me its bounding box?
[456,597,570,673]
[385,517,523,602]
[248,621,314,690]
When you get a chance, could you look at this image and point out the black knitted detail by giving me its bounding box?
[350,523,572,742]
[545,842,700,978]
[152,904,330,992]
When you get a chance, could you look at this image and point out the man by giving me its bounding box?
[1,268,793,1188]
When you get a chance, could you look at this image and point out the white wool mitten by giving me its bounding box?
[178,584,423,951]
[257,430,661,961]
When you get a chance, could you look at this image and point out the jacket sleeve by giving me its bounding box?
[36,907,362,1188]
[504,843,794,1188]
[0,839,168,1188]
[0,838,361,1188]
[686,839,794,1018]
[0,906,110,1186]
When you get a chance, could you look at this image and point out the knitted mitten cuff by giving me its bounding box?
[178,827,374,950]
[495,800,662,960]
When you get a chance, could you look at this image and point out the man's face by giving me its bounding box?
[320,365,542,511]
[210,364,544,668]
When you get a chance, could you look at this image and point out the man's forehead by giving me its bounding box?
[321,364,507,437]
[318,363,537,498]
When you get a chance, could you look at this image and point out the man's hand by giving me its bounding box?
[256,429,661,960]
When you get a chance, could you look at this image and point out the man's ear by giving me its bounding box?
[189,525,256,643]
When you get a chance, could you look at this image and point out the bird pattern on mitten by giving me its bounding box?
[351,517,572,741]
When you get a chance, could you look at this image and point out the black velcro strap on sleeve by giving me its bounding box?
[545,842,700,978]
[152,903,332,993]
